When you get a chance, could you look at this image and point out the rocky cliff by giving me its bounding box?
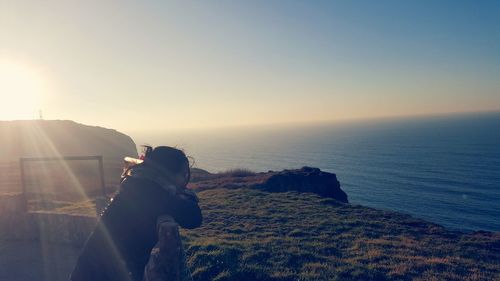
[189,167,348,203]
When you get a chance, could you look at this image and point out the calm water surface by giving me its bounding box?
[132,113,500,232]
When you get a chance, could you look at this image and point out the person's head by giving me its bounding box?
[142,145,191,187]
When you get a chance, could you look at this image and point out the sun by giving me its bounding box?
[0,61,45,120]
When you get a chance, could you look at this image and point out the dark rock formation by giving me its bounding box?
[188,167,349,203]
[189,167,215,182]
[256,167,348,203]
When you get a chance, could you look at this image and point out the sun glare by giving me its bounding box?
[0,61,45,120]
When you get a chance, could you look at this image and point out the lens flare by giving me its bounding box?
[0,61,45,120]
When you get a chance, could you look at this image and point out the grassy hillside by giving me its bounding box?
[181,188,499,281]
[0,120,137,160]
[0,120,137,195]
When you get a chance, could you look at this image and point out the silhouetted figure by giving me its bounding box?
[70,146,202,281]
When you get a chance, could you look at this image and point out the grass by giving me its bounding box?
[28,198,97,216]
[0,160,123,194]
[190,168,257,183]
[181,188,499,281]
[7,172,498,280]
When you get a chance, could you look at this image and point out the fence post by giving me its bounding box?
[18,158,28,212]
[143,215,192,281]
[97,156,106,196]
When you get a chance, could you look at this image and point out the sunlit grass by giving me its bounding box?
[28,198,97,216]
[181,188,500,281]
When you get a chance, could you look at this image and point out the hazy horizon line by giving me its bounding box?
[126,108,500,133]
[1,108,499,133]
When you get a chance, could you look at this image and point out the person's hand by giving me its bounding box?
[178,188,198,203]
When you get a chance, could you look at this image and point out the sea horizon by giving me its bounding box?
[130,112,500,232]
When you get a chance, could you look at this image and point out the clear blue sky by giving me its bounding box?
[0,0,499,131]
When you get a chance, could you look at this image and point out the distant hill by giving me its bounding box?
[0,120,138,194]
[0,120,137,160]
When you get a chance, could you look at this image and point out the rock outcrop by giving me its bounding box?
[189,167,349,203]
[256,167,348,203]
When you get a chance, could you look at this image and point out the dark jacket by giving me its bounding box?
[70,176,202,281]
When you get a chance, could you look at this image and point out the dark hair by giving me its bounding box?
[143,145,191,187]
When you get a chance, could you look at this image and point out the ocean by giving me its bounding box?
[131,112,500,232]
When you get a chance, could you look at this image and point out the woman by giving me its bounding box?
[70,146,202,281]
